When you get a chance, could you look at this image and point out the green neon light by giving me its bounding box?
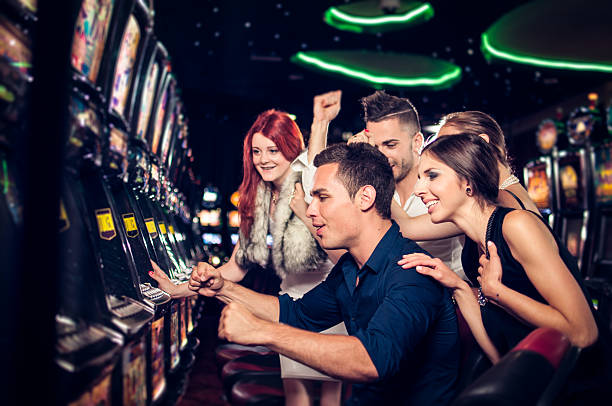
[293,52,461,87]
[287,114,297,121]
[481,33,612,73]
[326,3,433,26]
[324,11,363,34]
[2,159,8,195]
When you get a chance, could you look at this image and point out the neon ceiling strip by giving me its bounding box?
[481,33,612,73]
[326,3,433,26]
[294,52,461,87]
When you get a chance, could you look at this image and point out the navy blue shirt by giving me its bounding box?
[279,222,459,405]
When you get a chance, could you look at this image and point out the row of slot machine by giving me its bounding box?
[197,185,242,266]
[1,0,209,405]
[523,93,612,319]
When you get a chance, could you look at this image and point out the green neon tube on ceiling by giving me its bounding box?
[481,33,612,73]
[326,3,433,26]
[293,52,461,87]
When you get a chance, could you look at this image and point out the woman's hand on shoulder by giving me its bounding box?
[398,253,464,289]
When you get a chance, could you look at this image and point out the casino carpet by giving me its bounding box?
[177,300,229,406]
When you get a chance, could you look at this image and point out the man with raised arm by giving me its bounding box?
[190,143,459,405]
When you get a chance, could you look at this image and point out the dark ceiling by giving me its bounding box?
[153,0,611,195]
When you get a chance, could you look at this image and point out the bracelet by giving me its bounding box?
[477,287,488,306]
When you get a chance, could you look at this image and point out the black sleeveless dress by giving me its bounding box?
[462,202,612,399]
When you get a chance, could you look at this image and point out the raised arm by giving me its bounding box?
[479,211,598,348]
[307,90,341,164]
[391,201,463,241]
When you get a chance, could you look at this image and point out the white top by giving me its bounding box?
[266,150,333,299]
[394,192,467,281]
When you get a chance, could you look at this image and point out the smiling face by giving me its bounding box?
[306,163,361,250]
[251,132,292,187]
[366,117,416,183]
[414,152,468,223]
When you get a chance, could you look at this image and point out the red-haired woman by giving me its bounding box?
[152,92,345,406]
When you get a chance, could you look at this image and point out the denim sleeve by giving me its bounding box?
[353,276,442,380]
[278,273,343,332]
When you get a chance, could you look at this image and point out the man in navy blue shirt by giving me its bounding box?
[190,143,459,404]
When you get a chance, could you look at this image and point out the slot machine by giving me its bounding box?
[588,140,612,281]
[551,104,600,272]
[126,38,182,405]
[137,57,190,395]
[57,0,141,404]
[524,119,557,228]
[102,1,189,405]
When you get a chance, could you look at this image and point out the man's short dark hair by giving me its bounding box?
[313,143,395,219]
[360,90,421,135]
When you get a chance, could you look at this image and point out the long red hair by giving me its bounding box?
[238,110,304,237]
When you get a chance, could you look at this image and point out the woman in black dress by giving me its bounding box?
[398,133,598,362]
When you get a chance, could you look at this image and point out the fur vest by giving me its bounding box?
[235,171,327,280]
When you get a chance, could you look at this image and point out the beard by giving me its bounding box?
[392,157,412,183]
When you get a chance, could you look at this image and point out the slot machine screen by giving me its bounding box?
[536,119,558,154]
[202,233,222,245]
[557,153,583,210]
[199,209,221,227]
[593,142,612,205]
[228,210,240,228]
[567,107,594,146]
[109,127,128,172]
[201,186,220,208]
[135,62,158,141]
[150,162,159,182]
[150,85,168,154]
[110,15,140,118]
[122,337,147,406]
[563,217,584,259]
[150,317,165,401]
[526,161,552,211]
[170,305,180,369]
[71,0,116,84]
[160,107,176,165]
[0,17,31,77]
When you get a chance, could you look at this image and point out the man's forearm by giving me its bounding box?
[261,321,378,382]
[214,281,280,322]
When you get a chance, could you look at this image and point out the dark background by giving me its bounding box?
[153,0,611,199]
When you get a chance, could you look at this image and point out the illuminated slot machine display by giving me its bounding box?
[228,190,241,247]
[199,185,225,267]
[588,139,612,280]
[524,121,557,228]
